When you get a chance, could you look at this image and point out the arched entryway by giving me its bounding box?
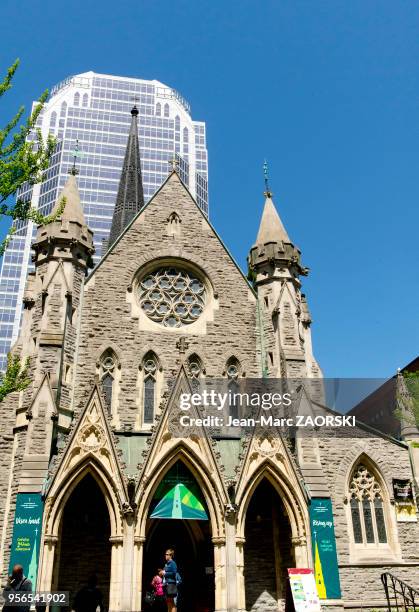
[142,461,215,612]
[244,479,294,612]
[53,474,111,611]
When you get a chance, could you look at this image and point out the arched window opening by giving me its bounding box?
[156,102,161,116]
[82,93,89,107]
[187,354,204,379]
[60,101,67,117]
[143,353,158,424]
[183,127,189,142]
[100,352,116,411]
[349,463,388,545]
[74,92,80,106]
[164,103,169,117]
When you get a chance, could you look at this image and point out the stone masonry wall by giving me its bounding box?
[73,173,260,426]
[320,431,419,605]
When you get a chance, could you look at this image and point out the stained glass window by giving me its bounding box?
[139,267,206,328]
[143,354,157,424]
[374,498,387,543]
[350,497,363,543]
[100,353,116,411]
[349,463,388,546]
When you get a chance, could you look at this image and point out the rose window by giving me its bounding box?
[139,267,206,327]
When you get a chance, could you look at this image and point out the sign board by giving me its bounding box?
[309,498,342,599]
[393,479,417,522]
[9,494,44,587]
[288,568,321,612]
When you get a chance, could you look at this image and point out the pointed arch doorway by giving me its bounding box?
[244,479,295,612]
[143,461,215,612]
[52,474,111,611]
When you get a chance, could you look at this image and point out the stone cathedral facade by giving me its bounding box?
[0,107,418,612]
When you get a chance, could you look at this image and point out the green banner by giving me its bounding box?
[309,498,341,599]
[149,463,208,520]
[9,494,44,587]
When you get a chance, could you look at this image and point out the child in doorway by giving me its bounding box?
[151,569,165,610]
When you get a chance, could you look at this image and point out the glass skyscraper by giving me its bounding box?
[0,71,208,370]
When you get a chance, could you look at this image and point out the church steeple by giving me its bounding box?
[248,170,323,385]
[108,105,145,246]
[249,191,307,279]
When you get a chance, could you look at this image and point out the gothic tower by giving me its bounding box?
[248,187,323,381]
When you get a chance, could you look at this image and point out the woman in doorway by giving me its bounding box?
[161,549,177,612]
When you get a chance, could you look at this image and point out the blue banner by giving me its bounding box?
[9,494,44,588]
[309,498,341,599]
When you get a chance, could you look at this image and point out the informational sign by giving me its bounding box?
[393,479,417,522]
[309,498,342,599]
[288,568,321,612]
[9,494,44,587]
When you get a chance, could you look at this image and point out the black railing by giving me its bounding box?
[381,572,418,612]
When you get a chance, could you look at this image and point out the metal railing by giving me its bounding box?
[381,572,418,612]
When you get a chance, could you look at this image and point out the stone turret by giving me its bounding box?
[4,171,94,496]
[248,190,323,382]
[21,172,94,413]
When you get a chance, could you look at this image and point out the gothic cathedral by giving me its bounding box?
[1,107,418,612]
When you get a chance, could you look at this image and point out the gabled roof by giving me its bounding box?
[87,170,256,295]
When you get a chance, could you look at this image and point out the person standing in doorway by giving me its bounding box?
[161,549,177,612]
[2,564,32,612]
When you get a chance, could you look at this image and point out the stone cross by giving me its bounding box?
[176,337,189,355]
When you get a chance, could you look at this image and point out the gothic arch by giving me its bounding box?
[342,450,402,560]
[95,342,122,367]
[136,444,226,540]
[236,461,309,547]
[43,457,123,539]
[333,442,394,502]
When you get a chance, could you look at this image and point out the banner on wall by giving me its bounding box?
[9,494,44,587]
[393,479,417,522]
[288,568,321,612]
[309,498,342,599]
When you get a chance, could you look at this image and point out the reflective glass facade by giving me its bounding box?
[0,71,208,370]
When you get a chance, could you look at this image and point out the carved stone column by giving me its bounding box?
[109,535,124,612]
[212,536,227,612]
[236,536,246,612]
[291,534,309,567]
[37,534,58,592]
[132,535,146,612]
[225,505,238,612]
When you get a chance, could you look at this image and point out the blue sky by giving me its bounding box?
[1,0,418,378]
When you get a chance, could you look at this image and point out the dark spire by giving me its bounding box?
[108,105,145,245]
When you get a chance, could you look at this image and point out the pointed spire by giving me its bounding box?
[108,105,145,245]
[248,165,308,278]
[255,194,291,246]
[52,173,86,226]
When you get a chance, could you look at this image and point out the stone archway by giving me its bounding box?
[243,478,294,611]
[53,473,111,611]
[142,461,215,612]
